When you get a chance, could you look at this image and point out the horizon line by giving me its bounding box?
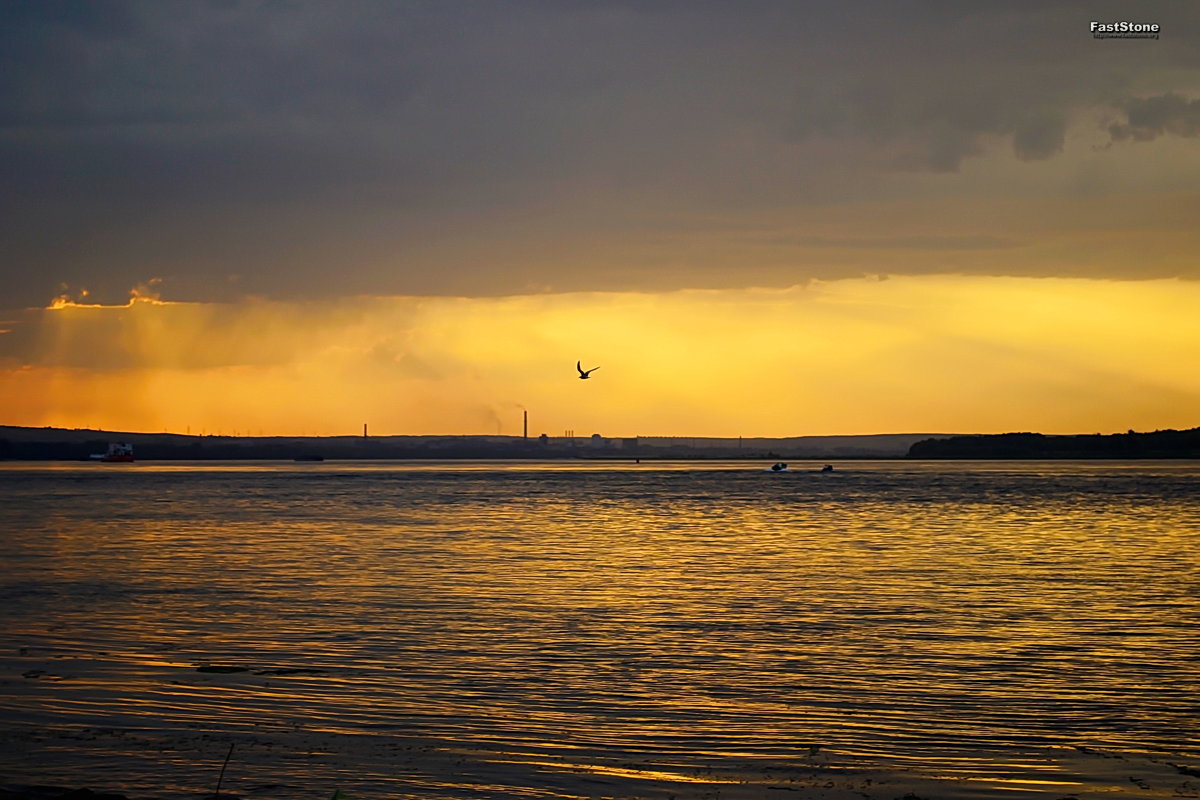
[3,423,1196,440]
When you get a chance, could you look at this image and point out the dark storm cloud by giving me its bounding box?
[1109,93,1200,142]
[1013,116,1067,161]
[1,0,1198,308]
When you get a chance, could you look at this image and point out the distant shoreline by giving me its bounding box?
[909,427,1200,459]
[2,425,1197,461]
[0,426,945,461]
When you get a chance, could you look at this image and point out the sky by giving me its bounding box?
[2,1,1199,437]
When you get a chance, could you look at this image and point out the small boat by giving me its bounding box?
[765,462,790,472]
[91,443,135,462]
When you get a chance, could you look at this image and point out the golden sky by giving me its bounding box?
[3,276,1197,437]
[2,4,1199,437]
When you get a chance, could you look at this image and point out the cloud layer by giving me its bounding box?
[1110,92,1200,141]
[2,1,1200,309]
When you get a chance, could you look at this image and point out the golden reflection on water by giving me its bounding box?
[0,460,1197,799]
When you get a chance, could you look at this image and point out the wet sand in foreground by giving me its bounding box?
[2,722,1197,800]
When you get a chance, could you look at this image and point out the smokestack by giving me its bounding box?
[523,410,528,439]
[363,423,368,438]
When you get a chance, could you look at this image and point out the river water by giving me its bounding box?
[0,460,1197,799]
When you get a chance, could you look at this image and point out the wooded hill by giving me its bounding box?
[908,428,1200,459]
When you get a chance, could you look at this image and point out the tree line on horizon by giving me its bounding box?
[2,426,1198,460]
[906,427,1200,459]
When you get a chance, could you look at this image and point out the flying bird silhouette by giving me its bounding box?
[577,361,600,379]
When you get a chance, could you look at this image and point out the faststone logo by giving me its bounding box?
[1091,21,1160,40]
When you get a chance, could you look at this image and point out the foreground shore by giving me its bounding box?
[3,723,1198,800]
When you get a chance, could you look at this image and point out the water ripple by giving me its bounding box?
[1,460,1197,798]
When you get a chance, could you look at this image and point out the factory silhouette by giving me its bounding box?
[0,410,942,460]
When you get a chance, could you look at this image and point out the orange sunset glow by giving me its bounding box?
[2,276,1198,437]
[2,3,1198,438]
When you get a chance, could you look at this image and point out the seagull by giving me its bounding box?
[577,361,600,379]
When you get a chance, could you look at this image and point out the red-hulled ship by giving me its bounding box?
[91,443,135,462]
